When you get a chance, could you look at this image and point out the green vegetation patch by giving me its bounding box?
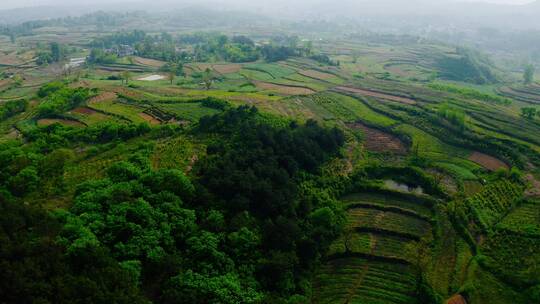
[454,179,523,234]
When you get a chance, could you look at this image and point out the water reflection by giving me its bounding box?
[384,180,424,195]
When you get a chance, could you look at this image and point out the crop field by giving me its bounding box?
[315,189,433,303]
[468,151,509,171]
[497,200,540,235]
[454,180,523,234]
[348,207,430,238]
[497,85,540,104]
[298,69,344,84]
[313,257,419,304]
[155,102,221,122]
[36,118,86,127]
[253,80,315,95]
[342,192,434,218]
[68,107,123,125]
[88,100,149,123]
[335,86,417,105]
[132,56,166,68]
[244,63,296,79]
[300,92,397,126]
[349,123,407,154]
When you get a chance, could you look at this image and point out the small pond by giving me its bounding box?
[384,179,424,195]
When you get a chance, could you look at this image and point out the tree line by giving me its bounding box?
[0,105,346,303]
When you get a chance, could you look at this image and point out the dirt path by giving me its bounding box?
[335,86,416,105]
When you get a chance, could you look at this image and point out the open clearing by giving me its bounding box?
[335,86,417,105]
[468,152,508,171]
[138,74,165,81]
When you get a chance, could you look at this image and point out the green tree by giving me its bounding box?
[521,107,537,119]
[202,68,214,90]
[8,167,39,197]
[163,271,262,304]
[168,70,175,84]
[524,64,535,85]
[51,42,64,62]
[122,71,132,85]
[12,74,23,87]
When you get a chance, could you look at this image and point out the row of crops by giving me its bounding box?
[453,179,522,235]
[497,85,540,104]
[314,257,419,304]
[480,199,540,289]
[313,191,434,303]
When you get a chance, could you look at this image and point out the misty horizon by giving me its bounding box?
[0,0,537,10]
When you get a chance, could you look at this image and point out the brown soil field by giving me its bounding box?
[37,118,85,127]
[349,123,407,154]
[0,79,11,89]
[446,294,467,304]
[0,52,23,66]
[110,87,149,101]
[72,107,98,115]
[212,64,242,74]
[335,86,417,105]
[133,56,166,68]
[88,92,117,104]
[254,81,315,95]
[468,152,509,171]
[191,63,212,72]
[139,113,161,125]
[299,69,335,80]
[183,65,196,76]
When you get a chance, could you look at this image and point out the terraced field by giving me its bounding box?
[88,99,149,123]
[497,85,540,104]
[314,258,419,304]
[349,123,407,154]
[314,191,433,303]
[335,86,417,105]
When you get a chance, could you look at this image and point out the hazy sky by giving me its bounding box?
[0,0,536,10]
